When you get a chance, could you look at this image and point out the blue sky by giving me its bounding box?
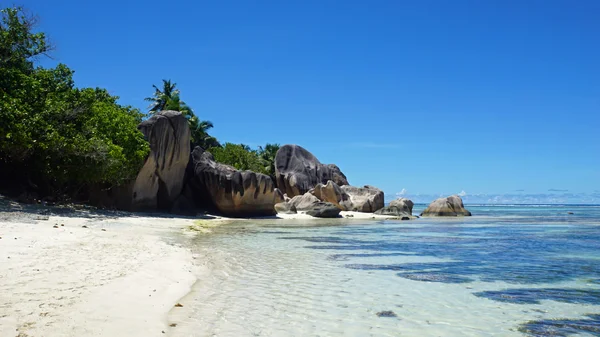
[18,0,600,202]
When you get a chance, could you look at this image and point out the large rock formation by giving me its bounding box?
[189,147,283,217]
[275,193,340,218]
[309,180,352,210]
[326,164,348,187]
[275,144,349,198]
[340,185,384,213]
[420,195,472,217]
[375,198,414,217]
[132,111,190,211]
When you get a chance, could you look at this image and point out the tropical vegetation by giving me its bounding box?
[145,79,220,150]
[0,7,149,199]
[144,80,279,177]
[209,143,280,177]
[0,5,281,202]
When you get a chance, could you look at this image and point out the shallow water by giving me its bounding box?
[171,205,600,336]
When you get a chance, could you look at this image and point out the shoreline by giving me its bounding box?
[0,211,200,337]
[1,202,592,336]
[0,201,403,337]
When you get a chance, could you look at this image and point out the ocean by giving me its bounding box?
[170,205,600,336]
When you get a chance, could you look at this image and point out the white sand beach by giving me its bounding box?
[0,203,398,337]
[0,211,202,337]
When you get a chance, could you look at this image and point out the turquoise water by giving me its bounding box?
[171,205,600,336]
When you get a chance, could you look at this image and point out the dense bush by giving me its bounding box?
[209,143,279,180]
[209,143,265,173]
[0,7,149,199]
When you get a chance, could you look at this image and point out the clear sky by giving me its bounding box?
[17,0,600,202]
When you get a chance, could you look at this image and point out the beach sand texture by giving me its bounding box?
[0,198,397,337]
[0,209,198,337]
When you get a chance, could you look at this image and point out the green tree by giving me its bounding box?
[0,6,149,199]
[144,79,179,113]
[146,79,220,149]
[209,143,266,174]
[257,143,280,180]
[189,117,221,149]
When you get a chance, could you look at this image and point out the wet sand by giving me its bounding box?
[0,199,394,337]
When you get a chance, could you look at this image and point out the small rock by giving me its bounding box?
[60,224,64,226]
[169,323,177,327]
[376,310,397,318]
[53,225,59,228]
[274,202,297,214]
[174,303,183,307]
[345,214,354,218]
[82,225,88,228]
[101,229,106,231]
[306,202,341,218]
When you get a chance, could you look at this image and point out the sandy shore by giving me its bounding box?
[0,199,401,337]
[0,208,202,337]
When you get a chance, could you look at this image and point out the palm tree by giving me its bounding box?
[144,79,179,113]
[145,79,221,149]
[164,92,193,119]
[190,116,221,149]
[258,143,280,180]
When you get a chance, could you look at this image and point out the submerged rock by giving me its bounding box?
[189,147,283,217]
[274,144,349,198]
[305,202,341,218]
[376,311,398,318]
[420,195,471,217]
[132,111,190,211]
[519,314,600,336]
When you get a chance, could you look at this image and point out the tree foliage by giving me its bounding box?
[209,143,264,173]
[0,6,149,198]
[145,79,220,149]
[257,143,280,180]
[209,143,280,178]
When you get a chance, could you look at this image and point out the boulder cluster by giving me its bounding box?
[122,110,471,218]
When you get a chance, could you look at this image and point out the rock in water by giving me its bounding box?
[375,198,414,217]
[376,310,398,318]
[189,147,283,217]
[309,180,352,210]
[132,111,190,211]
[305,202,341,218]
[420,195,471,217]
[274,202,297,214]
[274,144,349,198]
[340,185,384,213]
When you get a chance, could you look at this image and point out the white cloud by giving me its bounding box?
[396,188,407,196]
[458,190,467,197]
